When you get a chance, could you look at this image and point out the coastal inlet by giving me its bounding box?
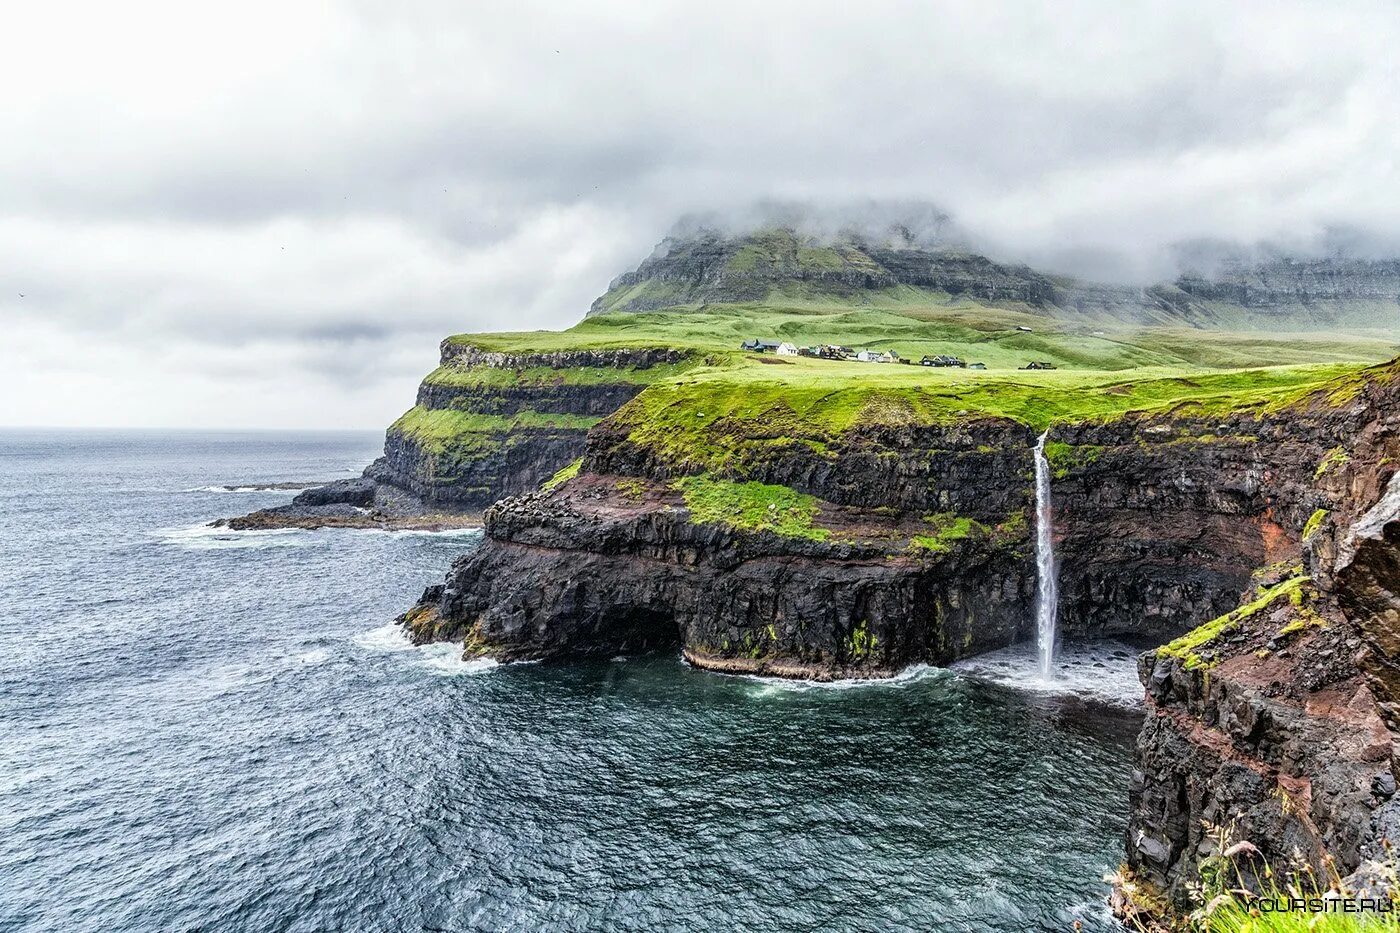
[0,428,1142,932]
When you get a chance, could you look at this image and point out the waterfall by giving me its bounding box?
[1032,431,1059,679]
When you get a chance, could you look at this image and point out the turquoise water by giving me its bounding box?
[0,430,1140,931]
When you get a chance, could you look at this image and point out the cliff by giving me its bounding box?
[221,341,699,529]
[401,361,1394,679]
[589,226,1400,333]
[1119,359,1400,916]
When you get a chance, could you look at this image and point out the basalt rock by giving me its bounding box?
[402,364,1399,680]
[1121,365,1400,916]
[224,343,682,528]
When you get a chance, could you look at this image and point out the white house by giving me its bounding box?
[776,342,799,356]
[856,349,881,362]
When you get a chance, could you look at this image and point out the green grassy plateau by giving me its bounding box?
[419,298,1397,477]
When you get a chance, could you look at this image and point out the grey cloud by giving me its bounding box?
[2,0,1398,427]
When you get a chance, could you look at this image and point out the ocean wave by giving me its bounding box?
[184,482,319,493]
[353,623,499,676]
[342,527,482,540]
[156,522,323,550]
[730,661,947,695]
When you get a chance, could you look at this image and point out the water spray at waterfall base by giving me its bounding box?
[1033,431,1059,679]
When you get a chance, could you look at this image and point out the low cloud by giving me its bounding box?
[3,0,1397,426]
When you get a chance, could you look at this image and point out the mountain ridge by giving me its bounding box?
[590,226,1400,332]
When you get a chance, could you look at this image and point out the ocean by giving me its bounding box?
[0,429,1142,931]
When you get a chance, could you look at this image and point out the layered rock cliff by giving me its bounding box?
[1120,361,1400,914]
[224,342,695,529]
[589,225,1400,331]
[402,363,1398,685]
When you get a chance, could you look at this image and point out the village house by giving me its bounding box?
[776,342,799,356]
[1020,360,1057,370]
[740,339,782,353]
[856,349,896,363]
[920,354,966,368]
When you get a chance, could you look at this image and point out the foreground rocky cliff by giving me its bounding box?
[1119,360,1400,918]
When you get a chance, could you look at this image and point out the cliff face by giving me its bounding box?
[365,343,693,511]
[1122,363,1400,911]
[223,343,692,529]
[401,365,1395,684]
[1176,257,1400,309]
[589,228,1062,314]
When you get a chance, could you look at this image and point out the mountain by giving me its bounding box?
[591,225,1400,331]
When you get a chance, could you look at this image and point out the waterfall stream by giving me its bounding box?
[1032,431,1059,678]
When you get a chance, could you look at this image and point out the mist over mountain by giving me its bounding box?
[591,203,1400,332]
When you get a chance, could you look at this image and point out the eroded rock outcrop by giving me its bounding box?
[224,343,688,529]
[1121,362,1400,914]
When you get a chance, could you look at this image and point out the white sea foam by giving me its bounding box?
[415,642,500,676]
[156,522,321,550]
[353,623,417,653]
[342,527,483,540]
[353,623,499,676]
[728,661,948,695]
[952,640,1144,707]
[184,483,315,493]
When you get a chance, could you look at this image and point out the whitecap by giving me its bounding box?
[155,522,321,551]
[722,661,948,695]
[182,483,315,493]
[353,623,416,653]
[414,642,500,676]
[342,527,482,540]
[952,640,1144,707]
[352,623,499,676]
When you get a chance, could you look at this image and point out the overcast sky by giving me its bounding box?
[3,0,1397,429]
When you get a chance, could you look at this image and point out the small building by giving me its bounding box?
[968,362,987,370]
[1020,361,1057,370]
[797,346,819,358]
[1016,326,1034,333]
[776,342,799,356]
[741,339,782,353]
[856,349,882,363]
[920,354,966,368]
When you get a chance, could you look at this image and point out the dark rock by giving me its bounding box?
[292,477,376,507]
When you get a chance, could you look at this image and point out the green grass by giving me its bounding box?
[602,361,1379,473]
[1315,446,1352,479]
[422,357,713,389]
[1158,575,1311,670]
[909,513,984,554]
[444,306,1398,372]
[541,457,583,493]
[1179,826,1400,932]
[391,406,602,455]
[671,474,831,541]
[1302,509,1328,541]
[418,305,1394,480]
[1043,440,1107,479]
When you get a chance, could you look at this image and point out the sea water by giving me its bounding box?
[0,429,1141,931]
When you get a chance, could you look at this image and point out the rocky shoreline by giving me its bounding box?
[217,476,480,531]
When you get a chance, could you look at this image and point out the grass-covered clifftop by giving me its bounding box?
[448,305,1398,372]
[375,222,1399,511]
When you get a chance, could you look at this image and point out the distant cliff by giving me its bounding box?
[590,226,1400,331]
